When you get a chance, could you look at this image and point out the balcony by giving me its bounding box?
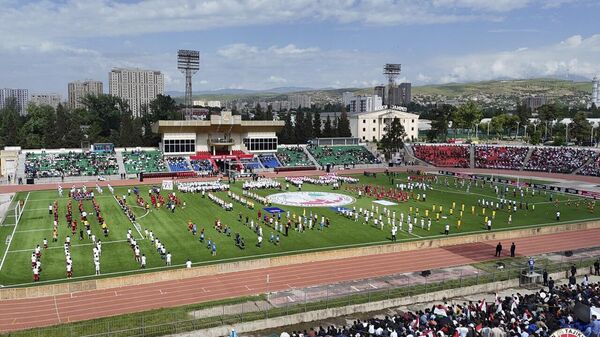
[208,138,235,146]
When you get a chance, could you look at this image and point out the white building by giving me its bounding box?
[68,80,103,109]
[193,100,222,108]
[0,88,29,115]
[350,107,419,142]
[348,95,383,113]
[289,94,311,109]
[30,93,62,109]
[109,68,164,117]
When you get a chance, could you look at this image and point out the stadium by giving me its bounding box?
[0,105,598,337]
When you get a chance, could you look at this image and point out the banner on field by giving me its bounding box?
[162,180,174,191]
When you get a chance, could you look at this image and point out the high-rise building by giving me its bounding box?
[398,83,412,105]
[0,88,29,115]
[592,76,599,108]
[30,93,62,109]
[374,86,386,105]
[522,96,547,111]
[68,80,103,109]
[289,94,311,109]
[348,95,383,113]
[109,68,164,117]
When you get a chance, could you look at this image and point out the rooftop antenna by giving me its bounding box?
[177,49,200,119]
[383,63,401,108]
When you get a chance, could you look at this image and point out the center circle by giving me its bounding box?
[268,192,355,207]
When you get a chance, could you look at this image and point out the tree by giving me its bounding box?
[0,97,22,147]
[337,110,352,137]
[453,101,483,138]
[277,112,295,144]
[323,115,333,137]
[378,117,406,160]
[515,103,531,127]
[313,111,322,138]
[303,112,314,141]
[332,117,339,137]
[266,105,273,120]
[427,104,454,142]
[294,111,306,143]
[570,112,591,145]
[148,94,180,121]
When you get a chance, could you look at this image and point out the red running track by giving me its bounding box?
[1,227,599,333]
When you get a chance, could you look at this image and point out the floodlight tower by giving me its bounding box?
[177,49,200,118]
[383,64,401,108]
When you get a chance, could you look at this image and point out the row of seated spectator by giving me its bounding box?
[166,157,191,172]
[577,153,600,177]
[308,145,381,166]
[412,145,470,168]
[524,147,596,174]
[241,157,263,170]
[277,147,314,167]
[474,146,529,170]
[259,154,281,168]
[122,150,167,174]
[280,277,600,337]
[190,159,215,172]
[25,151,118,178]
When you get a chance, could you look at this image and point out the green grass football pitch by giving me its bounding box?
[0,173,598,287]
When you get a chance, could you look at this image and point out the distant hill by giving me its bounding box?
[167,78,593,104]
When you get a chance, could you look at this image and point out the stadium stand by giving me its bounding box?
[412,144,470,168]
[524,147,595,174]
[190,159,215,172]
[258,154,281,168]
[577,153,600,177]
[122,150,167,174]
[165,157,191,172]
[308,145,380,166]
[241,157,263,170]
[280,279,598,337]
[25,152,118,178]
[276,147,314,167]
[474,145,529,170]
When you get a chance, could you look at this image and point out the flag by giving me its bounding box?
[479,299,487,313]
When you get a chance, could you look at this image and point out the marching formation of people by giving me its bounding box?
[177,181,230,193]
[242,178,281,190]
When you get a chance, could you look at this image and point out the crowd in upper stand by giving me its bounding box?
[25,152,118,178]
[308,146,381,166]
[413,144,600,176]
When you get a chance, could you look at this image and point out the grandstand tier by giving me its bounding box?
[307,145,380,166]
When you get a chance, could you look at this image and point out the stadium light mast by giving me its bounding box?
[383,64,401,108]
[177,49,200,119]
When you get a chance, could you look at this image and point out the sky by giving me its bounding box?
[1,0,600,96]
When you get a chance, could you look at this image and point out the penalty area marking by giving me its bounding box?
[0,192,30,271]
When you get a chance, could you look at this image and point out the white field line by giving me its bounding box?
[0,192,30,271]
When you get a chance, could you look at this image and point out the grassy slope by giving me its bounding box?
[0,173,597,286]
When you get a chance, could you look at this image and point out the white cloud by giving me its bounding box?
[428,34,600,83]
[0,0,544,43]
[267,76,287,84]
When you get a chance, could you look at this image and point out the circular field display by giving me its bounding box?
[269,192,354,207]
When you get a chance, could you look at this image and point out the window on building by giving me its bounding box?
[163,139,195,154]
[243,138,278,151]
[373,119,376,123]
[411,127,414,131]
[362,128,366,132]
[372,128,376,132]
[362,119,366,124]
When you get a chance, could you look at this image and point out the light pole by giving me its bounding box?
[565,122,570,143]
[592,124,597,146]
[523,125,528,141]
[516,121,520,139]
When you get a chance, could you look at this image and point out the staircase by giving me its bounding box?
[303,146,321,168]
[520,147,535,171]
[469,145,475,169]
[115,151,126,176]
[572,154,597,175]
[403,144,429,166]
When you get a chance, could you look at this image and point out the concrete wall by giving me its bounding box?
[169,271,566,337]
[2,221,598,300]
